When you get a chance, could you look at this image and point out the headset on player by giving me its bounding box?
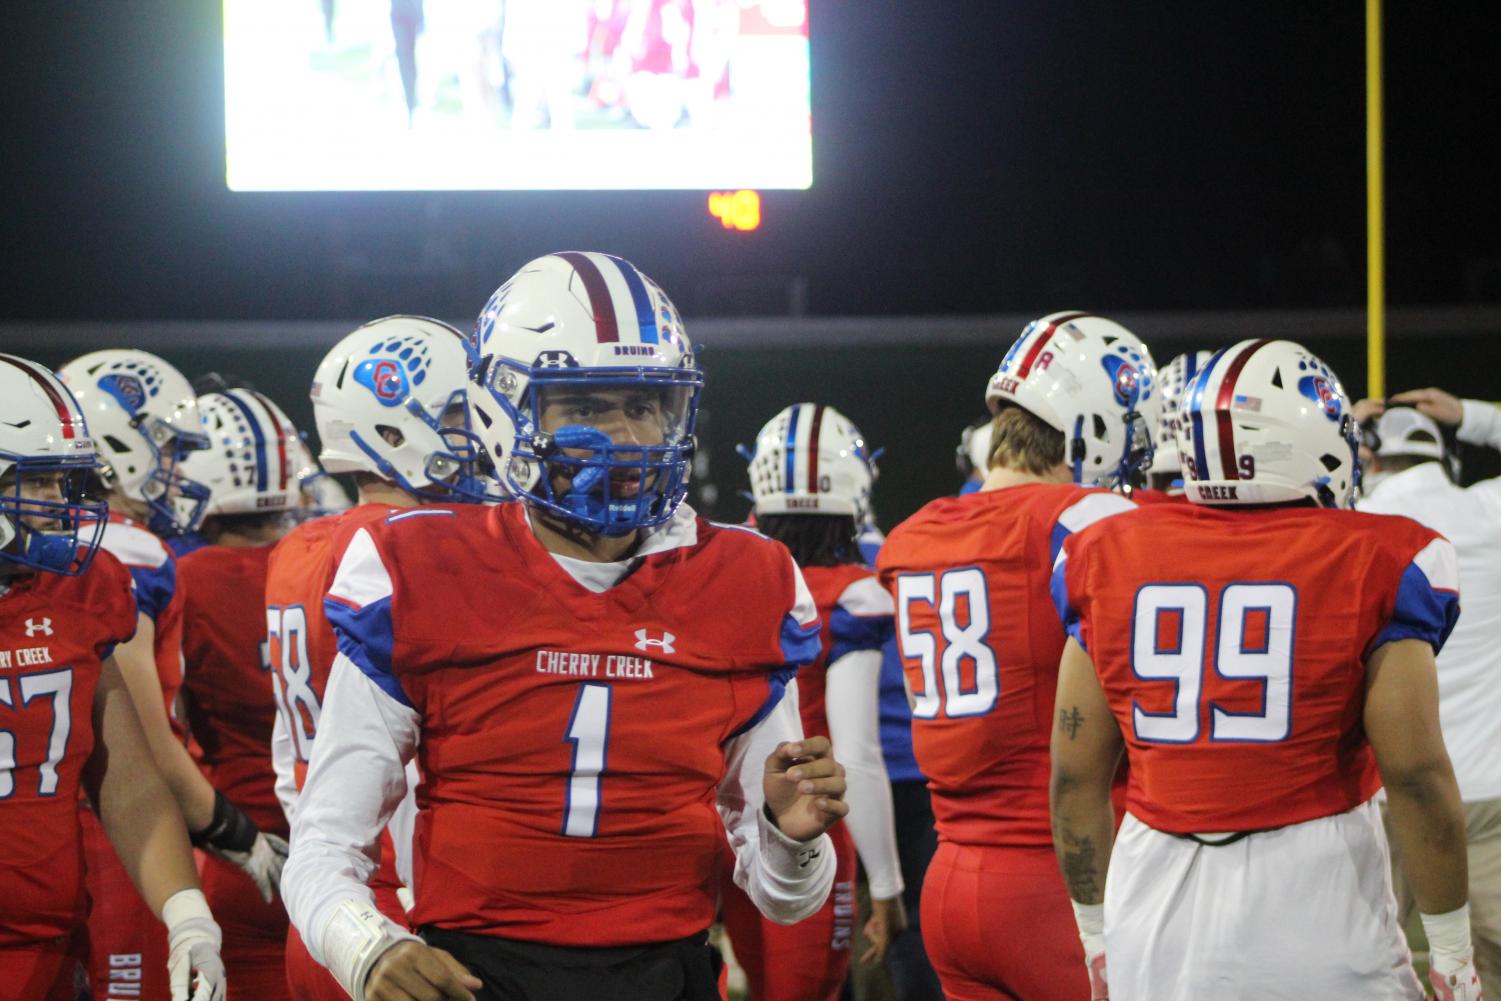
[58,349,212,538]
[468,252,702,537]
[0,354,109,576]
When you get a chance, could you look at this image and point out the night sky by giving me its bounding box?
[3,1,1498,324]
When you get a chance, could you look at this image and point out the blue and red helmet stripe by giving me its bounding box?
[0,355,77,439]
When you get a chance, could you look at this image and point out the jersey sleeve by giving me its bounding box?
[1458,399,1501,452]
[829,575,895,664]
[125,554,175,623]
[323,528,411,709]
[1050,538,1089,652]
[90,551,140,659]
[732,555,822,740]
[1049,491,1137,564]
[1368,536,1461,655]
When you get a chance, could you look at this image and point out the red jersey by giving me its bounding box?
[99,514,186,735]
[1130,488,1188,506]
[797,564,894,741]
[1055,504,1460,833]
[178,543,284,835]
[265,504,396,792]
[0,553,137,946]
[877,484,1135,848]
[324,504,819,945]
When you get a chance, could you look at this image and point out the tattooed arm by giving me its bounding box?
[1049,636,1124,906]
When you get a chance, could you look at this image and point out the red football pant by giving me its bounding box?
[921,842,1088,1001]
[80,805,171,1001]
[198,851,289,999]
[285,858,411,1001]
[0,933,89,1001]
[720,822,856,1001]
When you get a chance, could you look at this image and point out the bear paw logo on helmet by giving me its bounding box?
[353,358,410,406]
[1298,375,1343,422]
[98,373,149,414]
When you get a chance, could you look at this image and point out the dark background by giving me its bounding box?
[4,1,1499,522]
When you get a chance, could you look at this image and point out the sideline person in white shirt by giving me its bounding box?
[1358,387,1501,992]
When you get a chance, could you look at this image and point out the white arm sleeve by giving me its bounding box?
[1459,399,1501,451]
[270,700,300,827]
[282,654,420,972]
[716,686,837,925]
[825,650,904,899]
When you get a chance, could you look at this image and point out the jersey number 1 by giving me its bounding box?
[562,683,612,837]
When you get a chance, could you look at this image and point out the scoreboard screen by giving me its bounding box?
[224,1,812,192]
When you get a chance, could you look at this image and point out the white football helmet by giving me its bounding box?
[1179,339,1359,507]
[744,403,879,523]
[956,416,993,479]
[1147,351,1214,476]
[469,252,702,537]
[58,349,211,537]
[0,354,108,575]
[183,389,302,518]
[984,312,1161,488]
[311,315,489,503]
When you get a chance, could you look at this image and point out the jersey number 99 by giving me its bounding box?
[1131,583,1296,743]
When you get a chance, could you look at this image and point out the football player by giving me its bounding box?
[877,312,1159,1001]
[1140,350,1212,500]
[723,403,906,1001]
[59,350,285,1001]
[1050,339,1480,1000]
[265,315,495,1001]
[282,252,847,1001]
[176,389,307,996]
[0,354,225,1001]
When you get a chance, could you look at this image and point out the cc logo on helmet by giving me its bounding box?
[1297,375,1342,422]
[1101,355,1142,408]
[353,358,410,408]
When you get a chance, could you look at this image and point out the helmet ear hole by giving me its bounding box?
[1092,415,1108,440]
[376,425,406,448]
[101,434,131,454]
[1319,453,1342,472]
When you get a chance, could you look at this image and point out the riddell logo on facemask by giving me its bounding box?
[634,629,675,654]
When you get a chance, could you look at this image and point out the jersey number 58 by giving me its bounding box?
[896,569,999,719]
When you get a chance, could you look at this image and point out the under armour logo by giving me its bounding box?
[25,617,54,637]
[634,629,675,654]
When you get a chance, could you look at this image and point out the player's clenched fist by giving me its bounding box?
[365,942,482,1001]
[763,736,849,842]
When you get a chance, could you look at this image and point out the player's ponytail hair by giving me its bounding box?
[988,404,1066,476]
[756,513,861,568]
